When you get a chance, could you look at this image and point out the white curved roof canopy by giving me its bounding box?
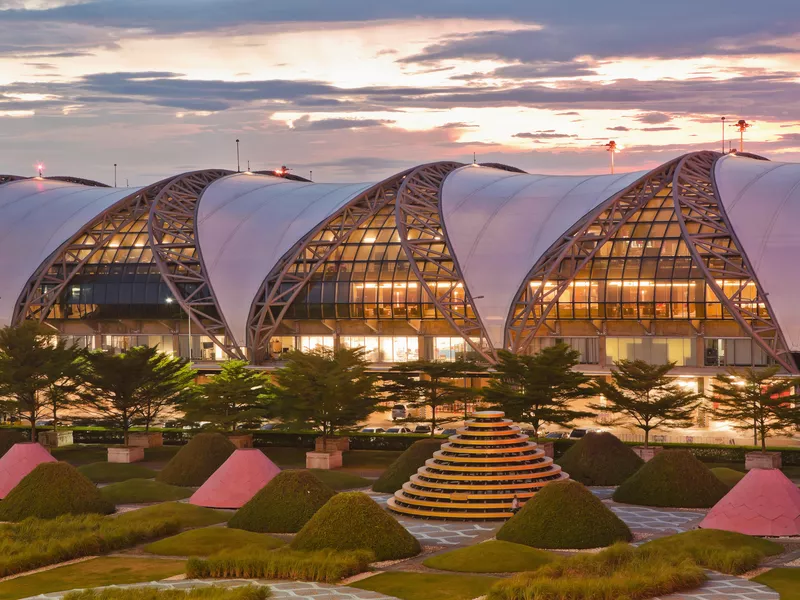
[441,165,647,347]
[197,173,376,346]
[715,155,800,351]
[0,179,142,328]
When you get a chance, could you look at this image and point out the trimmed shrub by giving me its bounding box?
[291,492,421,560]
[78,462,157,483]
[187,549,373,584]
[229,470,335,533]
[0,462,113,521]
[423,540,555,573]
[114,502,228,529]
[145,527,284,557]
[711,467,746,488]
[497,480,631,549]
[556,432,643,486]
[156,432,235,486]
[308,469,370,490]
[0,429,26,457]
[64,585,271,600]
[371,438,441,493]
[612,450,728,508]
[99,479,192,504]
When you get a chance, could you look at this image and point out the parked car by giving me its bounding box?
[435,427,458,436]
[568,428,604,439]
[360,427,386,434]
[544,431,567,439]
[391,404,408,421]
[386,426,412,434]
[413,425,431,434]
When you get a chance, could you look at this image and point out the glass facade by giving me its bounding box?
[340,336,419,362]
[704,338,771,367]
[606,336,695,366]
[529,337,600,364]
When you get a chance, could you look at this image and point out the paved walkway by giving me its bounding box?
[655,572,779,599]
[609,505,705,533]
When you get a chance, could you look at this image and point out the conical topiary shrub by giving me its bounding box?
[497,480,631,549]
[372,438,442,493]
[291,491,421,560]
[156,432,236,487]
[229,470,335,533]
[613,450,728,508]
[0,462,114,520]
[556,432,643,486]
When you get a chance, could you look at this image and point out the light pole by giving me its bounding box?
[734,119,751,152]
[721,117,725,154]
[37,164,44,178]
[114,163,117,187]
[604,141,621,174]
[235,139,240,173]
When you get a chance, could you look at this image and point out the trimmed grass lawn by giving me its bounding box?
[260,448,401,471]
[100,480,192,504]
[115,502,228,529]
[711,467,746,487]
[423,540,555,573]
[349,573,497,600]
[753,568,800,600]
[703,461,800,483]
[145,527,284,556]
[52,445,180,467]
[0,557,185,600]
[78,463,156,483]
[307,469,370,490]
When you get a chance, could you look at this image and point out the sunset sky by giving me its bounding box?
[1,0,798,184]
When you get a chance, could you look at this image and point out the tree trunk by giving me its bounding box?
[52,403,58,431]
[431,405,437,436]
[643,428,649,449]
[753,415,758,447]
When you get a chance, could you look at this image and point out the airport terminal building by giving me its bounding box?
[3,150,800,411]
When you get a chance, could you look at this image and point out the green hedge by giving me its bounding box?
[556,433,643,486]
[156,432,235,486]
[372,438,442,493]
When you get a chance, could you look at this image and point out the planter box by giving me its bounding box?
[37,430,73,448]
[108,446,145,463]
[128,432,163,448]
[539,442,555,459]
[228,434,253,449]
[306,450,343,470]
[745,451,782,470]
[315,436,350,452]
[633,446,664,462]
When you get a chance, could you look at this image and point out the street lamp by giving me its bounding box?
[36,164,44,178]
[114,163,117,187]
[721,117,725,154]
[604,141,622,174]
[734,119,751,153]
[235,139,240,173]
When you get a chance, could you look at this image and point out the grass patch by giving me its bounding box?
[78,463,156,483]
[145,527,284,557]
[64,586,270,600]
[753,568,800,600]
[51,444,110,465]
[157,433,235,486]
[100,479,192,505]
[342,450,403,470]
[307,469,369,490]
[641,529,783,574]
[556,432,644,486]
[711,467,746,488]
[350,573,497,600]
[371,439,441,493]
[488,543,706,600]
[0,557,185,600]
[187,549,372,584]
[115,502,228,529]
[423,540,555,573]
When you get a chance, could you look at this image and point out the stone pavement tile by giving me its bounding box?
[652,573,779,600]
[609,505,705,533]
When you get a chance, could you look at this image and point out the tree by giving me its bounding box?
[269,348,381,437]
[483,345,593,438]
[44,344,87,431]
[710,366,800,452]
[589,359,702,448]
[181,360,270,431]
[383,359,480,435]
[80,345,195,445]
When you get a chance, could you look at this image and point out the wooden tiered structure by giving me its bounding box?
[387,410,568,519]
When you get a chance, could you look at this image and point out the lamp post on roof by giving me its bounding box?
[721,117,726,154]
[734,119,751,153]
[604,140,622,174]
[235,139,240,173]
[114,163,117,187]
[36,164,43,178]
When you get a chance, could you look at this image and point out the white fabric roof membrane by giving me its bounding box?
[0,179,141,328]
[715,155,800,351]
[197,173,376,346]
[441,165,648,347]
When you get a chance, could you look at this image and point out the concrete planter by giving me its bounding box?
[108,446,145,463]
[745,451,782,470]
[228,434,253,449]
[306,450,343,470]
[37,430,73,448]
[128,432,163,448]
[539,442,554,459]
[315,436,350,452]
[633,446,664,462]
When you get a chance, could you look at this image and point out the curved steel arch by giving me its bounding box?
[147,169,244,360]
[478,163,527,174]
[395,161,496,363]
[505,158,681,354]
[673,151,795,372]
[46,176,109,188]
[246,169,414,362]
[12,178,174,325]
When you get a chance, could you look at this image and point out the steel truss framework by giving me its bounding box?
[147,170,243,359]
[395,162,496,363]
[12,178,173,325]
[505,158,681,354]
[673,151,795,372]
[247,170,413,362]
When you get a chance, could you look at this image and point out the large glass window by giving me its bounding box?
[432,337,479,362]
[299,336,334,353]
[606,336,695,366]
[528,337,600,364]
[340,336,419,362]
[704,338,771,367]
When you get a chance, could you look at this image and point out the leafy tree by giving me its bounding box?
[589,359,702,448]
[483,345,593,438]
[181,360,271,431]
[269,348,381,437]
[44,344,87,431]
[80,345,195,444]
[383,359,480,435]
[711,366,800,451]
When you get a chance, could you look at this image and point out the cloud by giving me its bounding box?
[636,112,672,124]
[290,116,395,130]
[640,126,680,132]
[608,126,630,131]
[513,130,576,139]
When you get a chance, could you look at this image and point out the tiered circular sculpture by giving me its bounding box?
[387,410,568,519]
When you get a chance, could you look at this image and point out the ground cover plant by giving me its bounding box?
[0,462,113,521]
[228,470,335,533]
[187,548,373,584]
[711,466,746,488]
[423,540,555,573]
[307,468,369,490]
[488,543,706,600]
[64,585,271,600]
[0,513,181,578]
[156,432,235,486]
[145,527,284,556]
[78,462,157,483]
[497,480,631,549]
[115,502,228,529]
[556,432,643,486]
[99,479,193,504]
[753,568,800,600]
[612,450,729,507]
[291,491,420,560]
[371,438,441,493]
[349,573,498,600]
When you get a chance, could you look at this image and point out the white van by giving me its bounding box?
[391,404,408,421]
